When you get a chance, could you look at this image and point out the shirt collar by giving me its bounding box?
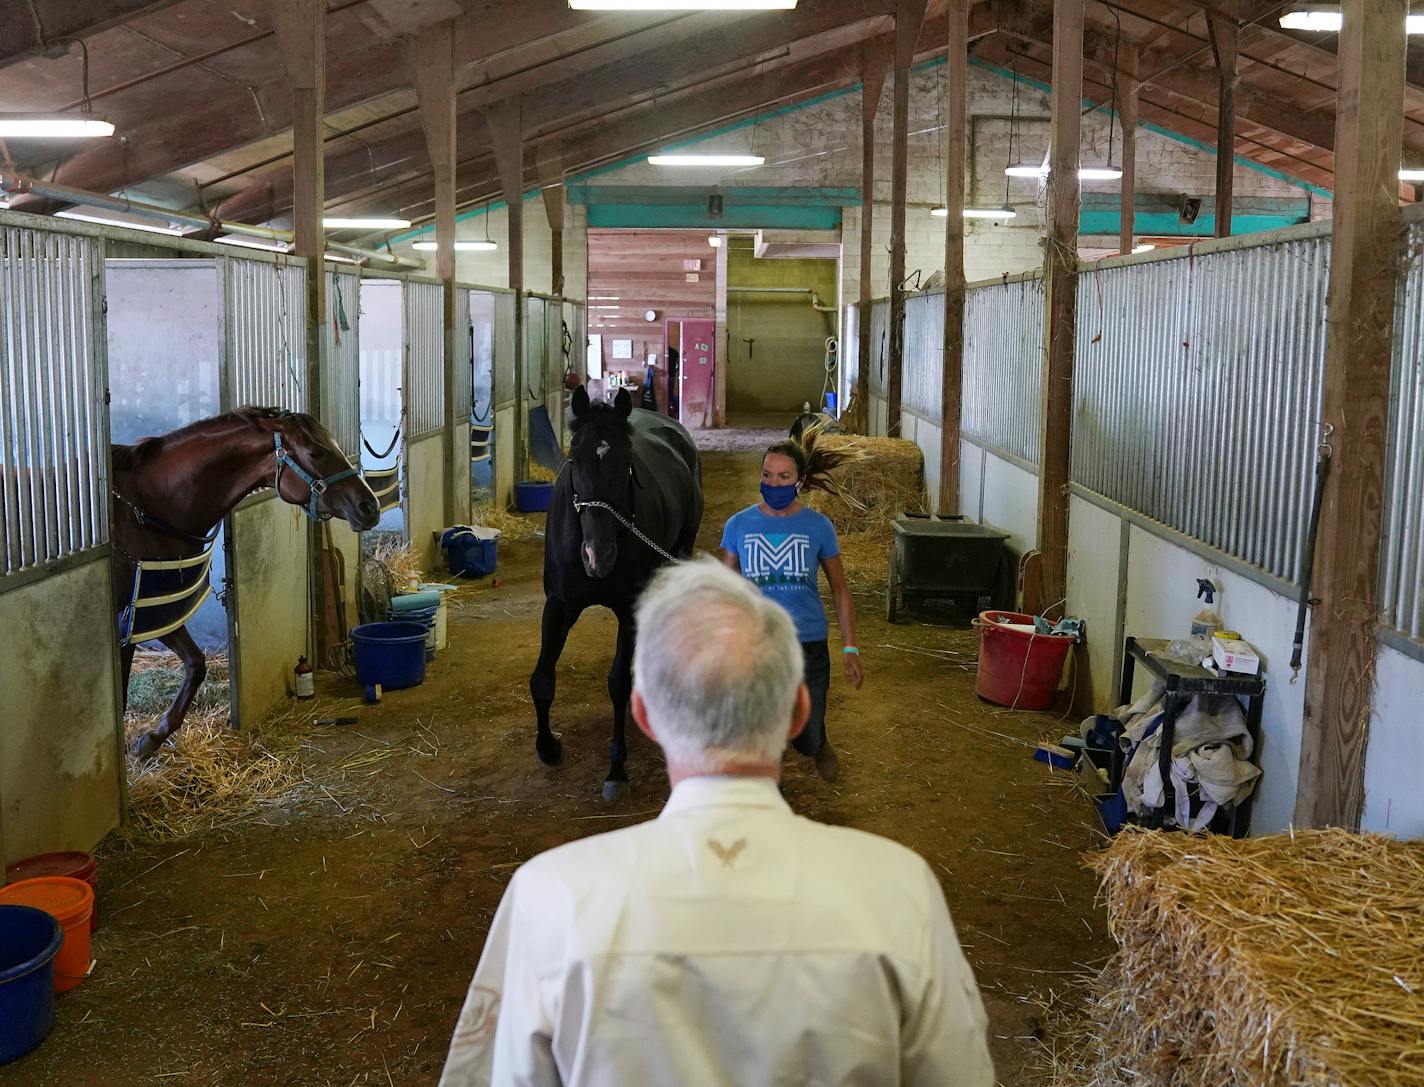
[660,775,790,819]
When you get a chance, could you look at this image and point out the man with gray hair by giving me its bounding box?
[439,558,993,1087]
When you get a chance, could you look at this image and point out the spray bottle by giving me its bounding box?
[1190,579,1221,644]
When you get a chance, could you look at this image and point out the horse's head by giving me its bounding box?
[248,409,380,531]
[568,386,635,579]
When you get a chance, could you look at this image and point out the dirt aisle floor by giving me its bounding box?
[3,447,1110,1087]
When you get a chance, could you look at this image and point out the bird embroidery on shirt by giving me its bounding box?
[707,837,747,868]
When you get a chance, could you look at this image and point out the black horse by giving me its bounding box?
[531,386,703,800]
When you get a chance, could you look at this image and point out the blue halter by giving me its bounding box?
[273,432,359,521]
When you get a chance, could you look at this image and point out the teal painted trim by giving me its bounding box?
[968,58,1334,201]
[566,184,862,206]
[1080,210,1307,235]
[587,202,842,229]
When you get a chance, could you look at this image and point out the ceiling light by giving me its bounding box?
[1400,168,1424,181]
[1006,163,1123,180]
[588,295,621,300]
[55,210,191,236]
[324,252,360,264]
[932,206,1017,220]
[1132,244,1155,254]
[590,305,622,310]
[0,112,114,138]
[648,153,765,166]
[323,217,411,229]
[1279,7,1424,32]
[412,240,498,251]
[570,1,795,9]
[708,235,722,247]
[215,235,289,253]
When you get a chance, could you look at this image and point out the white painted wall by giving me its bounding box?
[1363,647,1424,838]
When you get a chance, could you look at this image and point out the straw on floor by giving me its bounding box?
[1054,826,1424,1087]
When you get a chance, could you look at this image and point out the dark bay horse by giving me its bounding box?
[113,407,379,759]
[532,387,703,800]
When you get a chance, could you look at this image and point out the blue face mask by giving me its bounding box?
[760,482,800,510]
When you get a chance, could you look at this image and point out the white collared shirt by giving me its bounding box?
[439,776,993,1087]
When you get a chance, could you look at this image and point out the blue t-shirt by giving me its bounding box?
[721,504,841,643]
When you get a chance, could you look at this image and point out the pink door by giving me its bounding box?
[678,319,716,428]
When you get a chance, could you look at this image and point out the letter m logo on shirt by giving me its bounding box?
[743,533,812,581]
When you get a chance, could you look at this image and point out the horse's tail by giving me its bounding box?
[766,420,864,496]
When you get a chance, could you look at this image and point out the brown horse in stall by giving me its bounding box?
[112,407,379,759]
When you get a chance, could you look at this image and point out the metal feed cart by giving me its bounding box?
[886,514,1010,623]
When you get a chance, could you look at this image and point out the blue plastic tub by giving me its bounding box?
[440,527,498,578]
[389,606,438,662]
[351,622,428,694]
[514,480,554,513]
[0,904,62,1065]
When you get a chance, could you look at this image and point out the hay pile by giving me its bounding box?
[366,534,422,587]
[470,498,540,541]
[1056,827,1424,1087]
[808,434,926,587]
[122,652,316,841]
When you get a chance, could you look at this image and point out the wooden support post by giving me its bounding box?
[1031,0,1083,620]
[410,22,458,527]
[272,0,327,660]
[272,0,325,416]
[1296,0,1408,830]
[1207,8,1239,238]
[854,37,891,436]
[486,99,526,485]
[1117,46,1138,255]
[888,0,929,438]
[537,145,565,297]
[939,0,968,514]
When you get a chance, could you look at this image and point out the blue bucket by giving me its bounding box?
[351,622,428,693]
[0,904,62,1065]
[389,606,438,661]
[514,480,554,513]
[824,391,838,414]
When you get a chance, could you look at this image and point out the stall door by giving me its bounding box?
[679,319,716,428]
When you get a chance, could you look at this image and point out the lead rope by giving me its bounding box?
[571,498,679,563]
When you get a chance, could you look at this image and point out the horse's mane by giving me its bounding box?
[569,402,633,436]
[112,407,333,470]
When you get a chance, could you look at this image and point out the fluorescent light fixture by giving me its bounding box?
[708,235,722,247]
[1279,7,1424,32]
[590,305,622,310]
[216,234,290,253]
[570,1,795,8]
[0,112,114,138]
[411,240,498,251]
[55,210,192,236]
[324,252,360,264]
[322,216,411,229]
[1005,163,1122,180]
[1132,244,1155,254]
[648,153,765,166]
[1400,168,1424,181]
[588,295,621,300]
[932,206,1018,220]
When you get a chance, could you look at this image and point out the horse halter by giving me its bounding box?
[273,432,359,522]
[569,464,677,564]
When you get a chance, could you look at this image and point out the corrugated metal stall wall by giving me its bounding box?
[221,254,311,729]
[323,266,362,628]
[0,217,123,864]
[902,291,944,424]
[840,303,859,420]
[544,296,564,453]
[403,278,446,569]
[1070,225,1330,583]
[493,291,518,509]
[867,298,889,434]
[1382,216,1424,641]
[452,286,473,527]
[963,274,1044,466]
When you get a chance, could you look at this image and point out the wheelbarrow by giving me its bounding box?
[886,513,1010,623]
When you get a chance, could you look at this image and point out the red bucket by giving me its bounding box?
[973,610,1077,711]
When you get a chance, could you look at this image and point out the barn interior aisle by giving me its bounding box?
[0,443,1106,1087]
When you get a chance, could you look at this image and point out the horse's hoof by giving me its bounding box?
[602,778,631,803]
[536,734,563,766]
[131,730,163,761]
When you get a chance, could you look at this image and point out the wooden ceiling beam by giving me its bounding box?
[0,0,182,69]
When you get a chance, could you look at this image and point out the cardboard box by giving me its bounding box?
[1212,635,1260,675]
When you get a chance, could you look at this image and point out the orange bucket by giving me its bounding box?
[0,877,93,992]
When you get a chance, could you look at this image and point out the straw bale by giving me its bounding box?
[807,434,925,587]
[1054,827,1424,1087]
